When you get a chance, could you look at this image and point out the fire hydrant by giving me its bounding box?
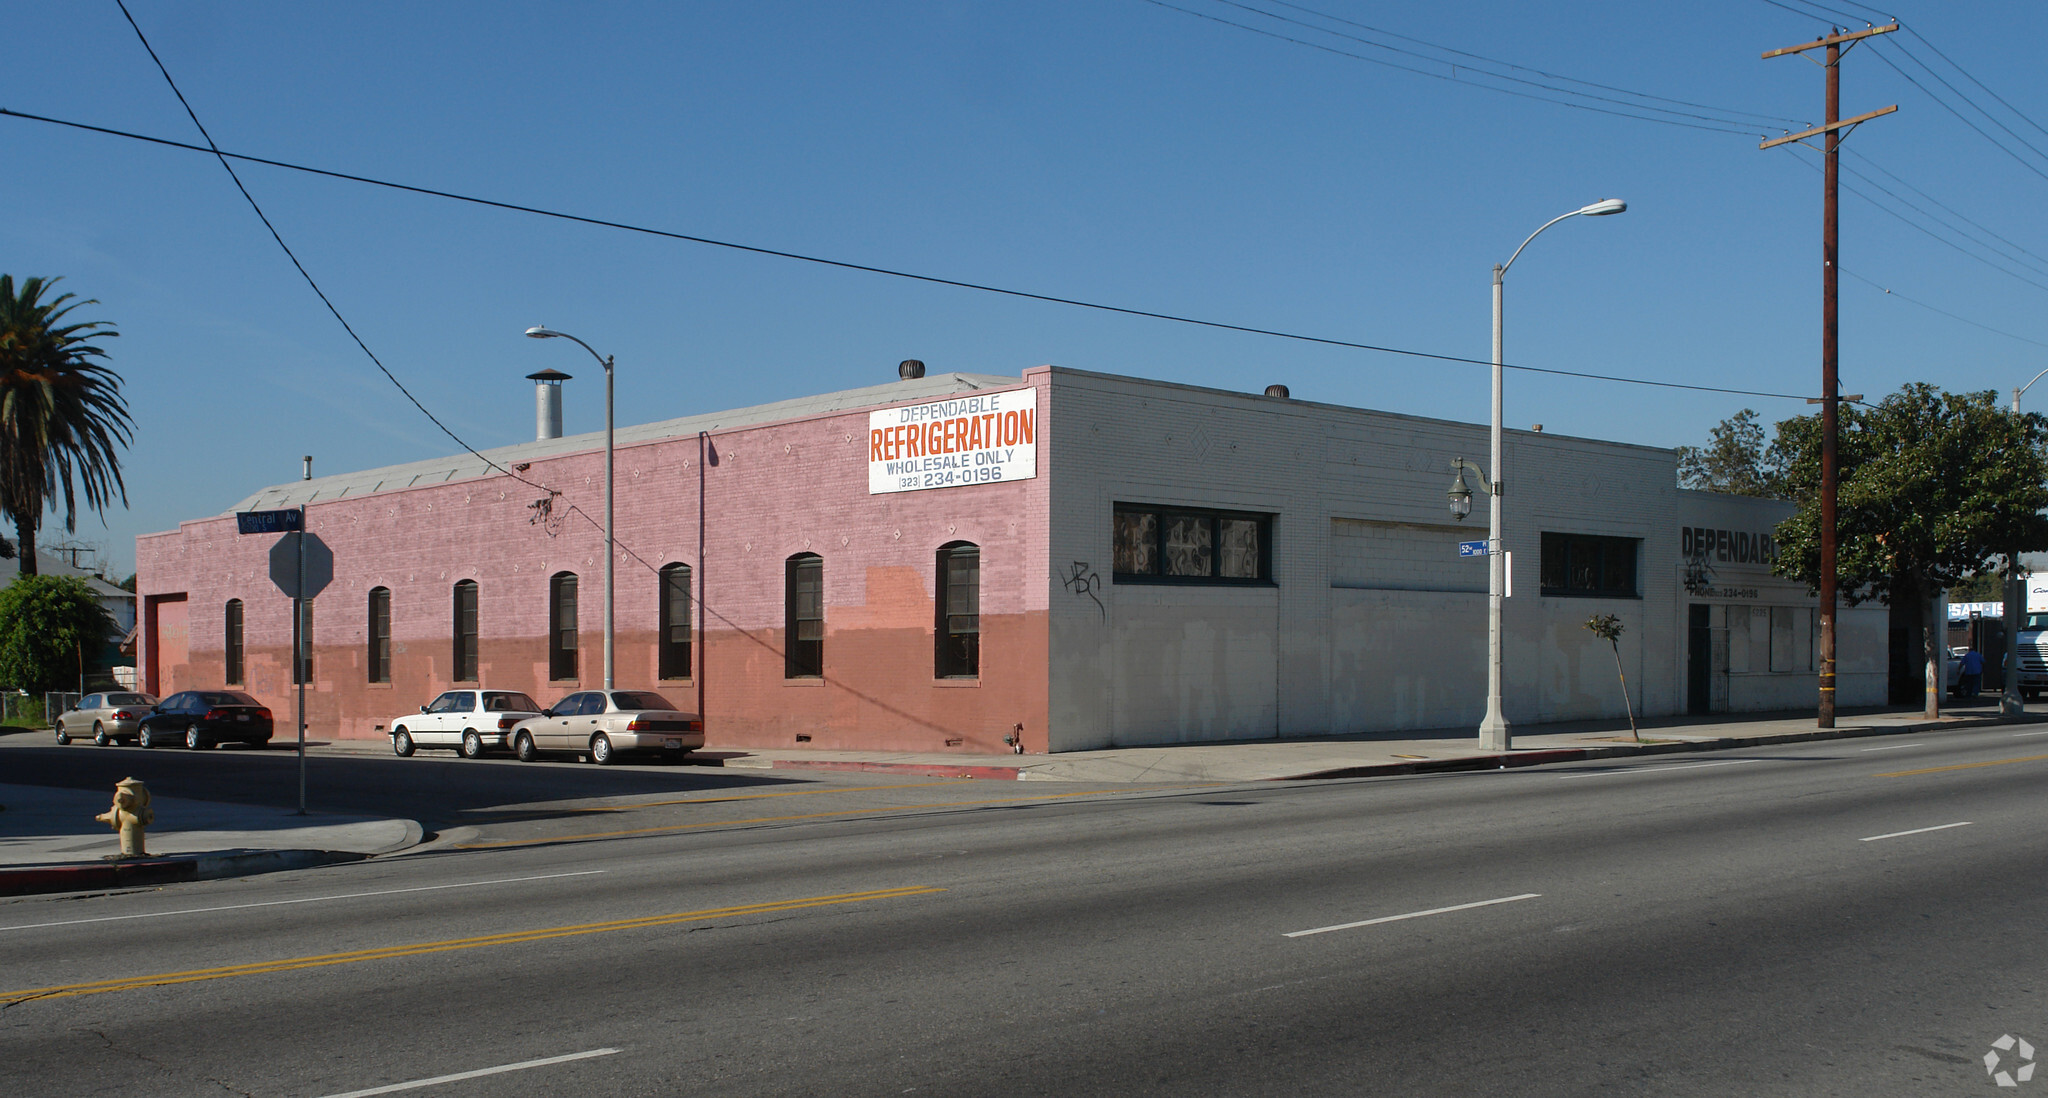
[94,777,153,859]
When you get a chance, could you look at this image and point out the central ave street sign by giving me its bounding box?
[236,509,303,534]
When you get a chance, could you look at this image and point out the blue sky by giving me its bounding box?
[6,1,2047,578]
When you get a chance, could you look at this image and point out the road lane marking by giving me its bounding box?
[1861,821,1973,842]
[1861,743,1924,751]
[317,1048,621,1097]
[469,780,982,820]
[0,886,944,1005]
[2014,730,2048,738]
[0,871,606,933]
[1556,759,1763,779]
[1876,753,2048,777]
[1285,894,1541,938]
[454,786,1215,849]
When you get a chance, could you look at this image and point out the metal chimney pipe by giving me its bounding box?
[527,368,572,440]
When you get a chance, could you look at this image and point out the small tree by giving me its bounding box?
[0,574,115,696]
[1583,613,1638,741]
[1676,409,1784,497]
[1771,384,2048,717]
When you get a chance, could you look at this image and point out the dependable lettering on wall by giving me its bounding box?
[868,388,1038,494]
[1682,526,1778,566]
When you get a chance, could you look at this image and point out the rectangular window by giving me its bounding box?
[786,555,823,678]
[368,588,391,684]
[659,564,692,680]
[224,599,244,685]
[1540,533,1641,598]
[937,545,980,678]
[550,573,578,681]
[1112,505,1272,585]
[453,581,479,682]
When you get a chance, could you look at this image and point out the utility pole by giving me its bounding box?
[1762,22,1897,728]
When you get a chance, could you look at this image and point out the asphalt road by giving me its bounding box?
[3,726,2044,1096]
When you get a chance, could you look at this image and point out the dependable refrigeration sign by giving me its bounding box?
[868,387,1038,494]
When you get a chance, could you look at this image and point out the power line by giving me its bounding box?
[109,1,554,499]
[1845,148,2048,269]
[1842,268,2048,352]
[1835,158,2048,280]
[0,105,1813,402]
[1903,27,2048,143]
[1131,0,1763,136]
[1263,0,1808,127]
[1196,0,1797,131]
[1867,42,2048,184]
[1884,37,2048,168]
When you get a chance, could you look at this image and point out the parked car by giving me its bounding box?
[136,690,274,749]
[53,692,159,746]
[510,689,704,765]
[388,689,545,758]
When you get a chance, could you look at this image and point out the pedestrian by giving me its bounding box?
[1959,647,1985,698]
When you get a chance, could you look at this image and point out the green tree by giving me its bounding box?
[0,276,132,576]
[0,574,117,695]
[1770,384,2048,716]
[1676,408,1783,497]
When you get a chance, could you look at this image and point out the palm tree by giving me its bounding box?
[0,276,131,575]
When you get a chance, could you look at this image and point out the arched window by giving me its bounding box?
[785,554,823,678]
[452,580,479,681]
[367,587,392,683]
[550,572,579,681]
[224,599,245,685]
[936,543,980,679]
[658,563,692,680]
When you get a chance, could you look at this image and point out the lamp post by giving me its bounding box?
[1461,198,1626,751]
[2004,373,2048,714]
[525,325,615,691]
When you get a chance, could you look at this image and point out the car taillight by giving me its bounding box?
[112,710,133,721]
[626,718,644,731]
[203,708,226,721]
[256,708,272,719]
[686,720,702,732]
[498,716,518,730]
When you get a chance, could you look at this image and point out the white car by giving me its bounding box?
[389,689,545,758]
[510,689,705,765]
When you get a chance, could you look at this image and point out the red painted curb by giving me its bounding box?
[769,760,1022,780]
[0,857,199,897]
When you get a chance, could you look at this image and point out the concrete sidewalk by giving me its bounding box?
[0,783,419,897]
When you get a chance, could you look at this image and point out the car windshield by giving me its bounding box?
[2025,614,2048,632]
[484,692,541,712]
[609,691,678,711]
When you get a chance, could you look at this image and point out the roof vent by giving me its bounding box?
[899,359,926,380]
[528,368,572,440]
[1264,384,1291,399]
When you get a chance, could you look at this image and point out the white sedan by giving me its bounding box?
[510,689,705,765]
[389,689,545,758]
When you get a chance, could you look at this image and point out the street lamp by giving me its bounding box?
[2005,371,2048,715]
[525,325,616,691]
[1468,198,1626,751]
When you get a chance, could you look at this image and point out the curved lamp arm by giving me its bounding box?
[1499,199,1627,280]
[526,326,612,373]
[2015,366,2048,412]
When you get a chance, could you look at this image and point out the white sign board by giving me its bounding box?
[868,387,1038,494]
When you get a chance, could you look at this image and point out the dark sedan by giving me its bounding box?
[137,690,275,750]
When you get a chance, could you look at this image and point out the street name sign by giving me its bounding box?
[1458,540,1490,557]
[237,509,303,534]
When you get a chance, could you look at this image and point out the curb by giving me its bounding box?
[763,759,1025,780]
[0,849,367,898]
[1281,713,2039,781]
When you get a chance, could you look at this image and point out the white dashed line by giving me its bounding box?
[1861,743,1923,751]
[1556,758,1763,779]
[1860,821,1972,842]
[1285,894,1541,938]
[317,1048,621,1098]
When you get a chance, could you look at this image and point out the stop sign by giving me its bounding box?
[268,532,334,599]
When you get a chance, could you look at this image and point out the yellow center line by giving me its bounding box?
[1,886,945,1005]
[1876,753,2048,778]
[453,785,1220,850]
[465,779,980,820]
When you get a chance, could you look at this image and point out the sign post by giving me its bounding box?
[243,510,333,815]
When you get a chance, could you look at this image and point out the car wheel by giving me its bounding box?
[590,732,615,766]
[93,722,110,747]
[392,728,415,757]
[138,726,158,749]
[55,722,70,745]
[186,727,207,750]
[515,732,538,763]
[460,730,485,759]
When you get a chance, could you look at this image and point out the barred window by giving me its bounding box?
[936,543,980,679]
[550,572,578,680]
[453,580,479,681]
[368,587,392,683]
[659,563,692,680]
[1539,533,1640,598]
[1113,504,1272,584]
[224,599,244,685]
[786,554,823,678]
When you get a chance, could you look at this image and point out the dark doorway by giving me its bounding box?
[1687,604,1713,714]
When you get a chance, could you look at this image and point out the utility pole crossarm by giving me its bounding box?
[1760,105,1897,149]
[1761,23,1899,59]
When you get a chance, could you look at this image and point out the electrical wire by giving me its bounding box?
[1884,38,2048,168]
[1836,159,2048,280]
[110,0,555,499]
[1199,0,1798,131]
[1841,269,2048,352]
[1903,27,2048,143]
[1867,43,2048,185]
[1262,0,1808,128]
[1845,149,2048,270]
[1131,0,1763,136]
[0,105,1811,402]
